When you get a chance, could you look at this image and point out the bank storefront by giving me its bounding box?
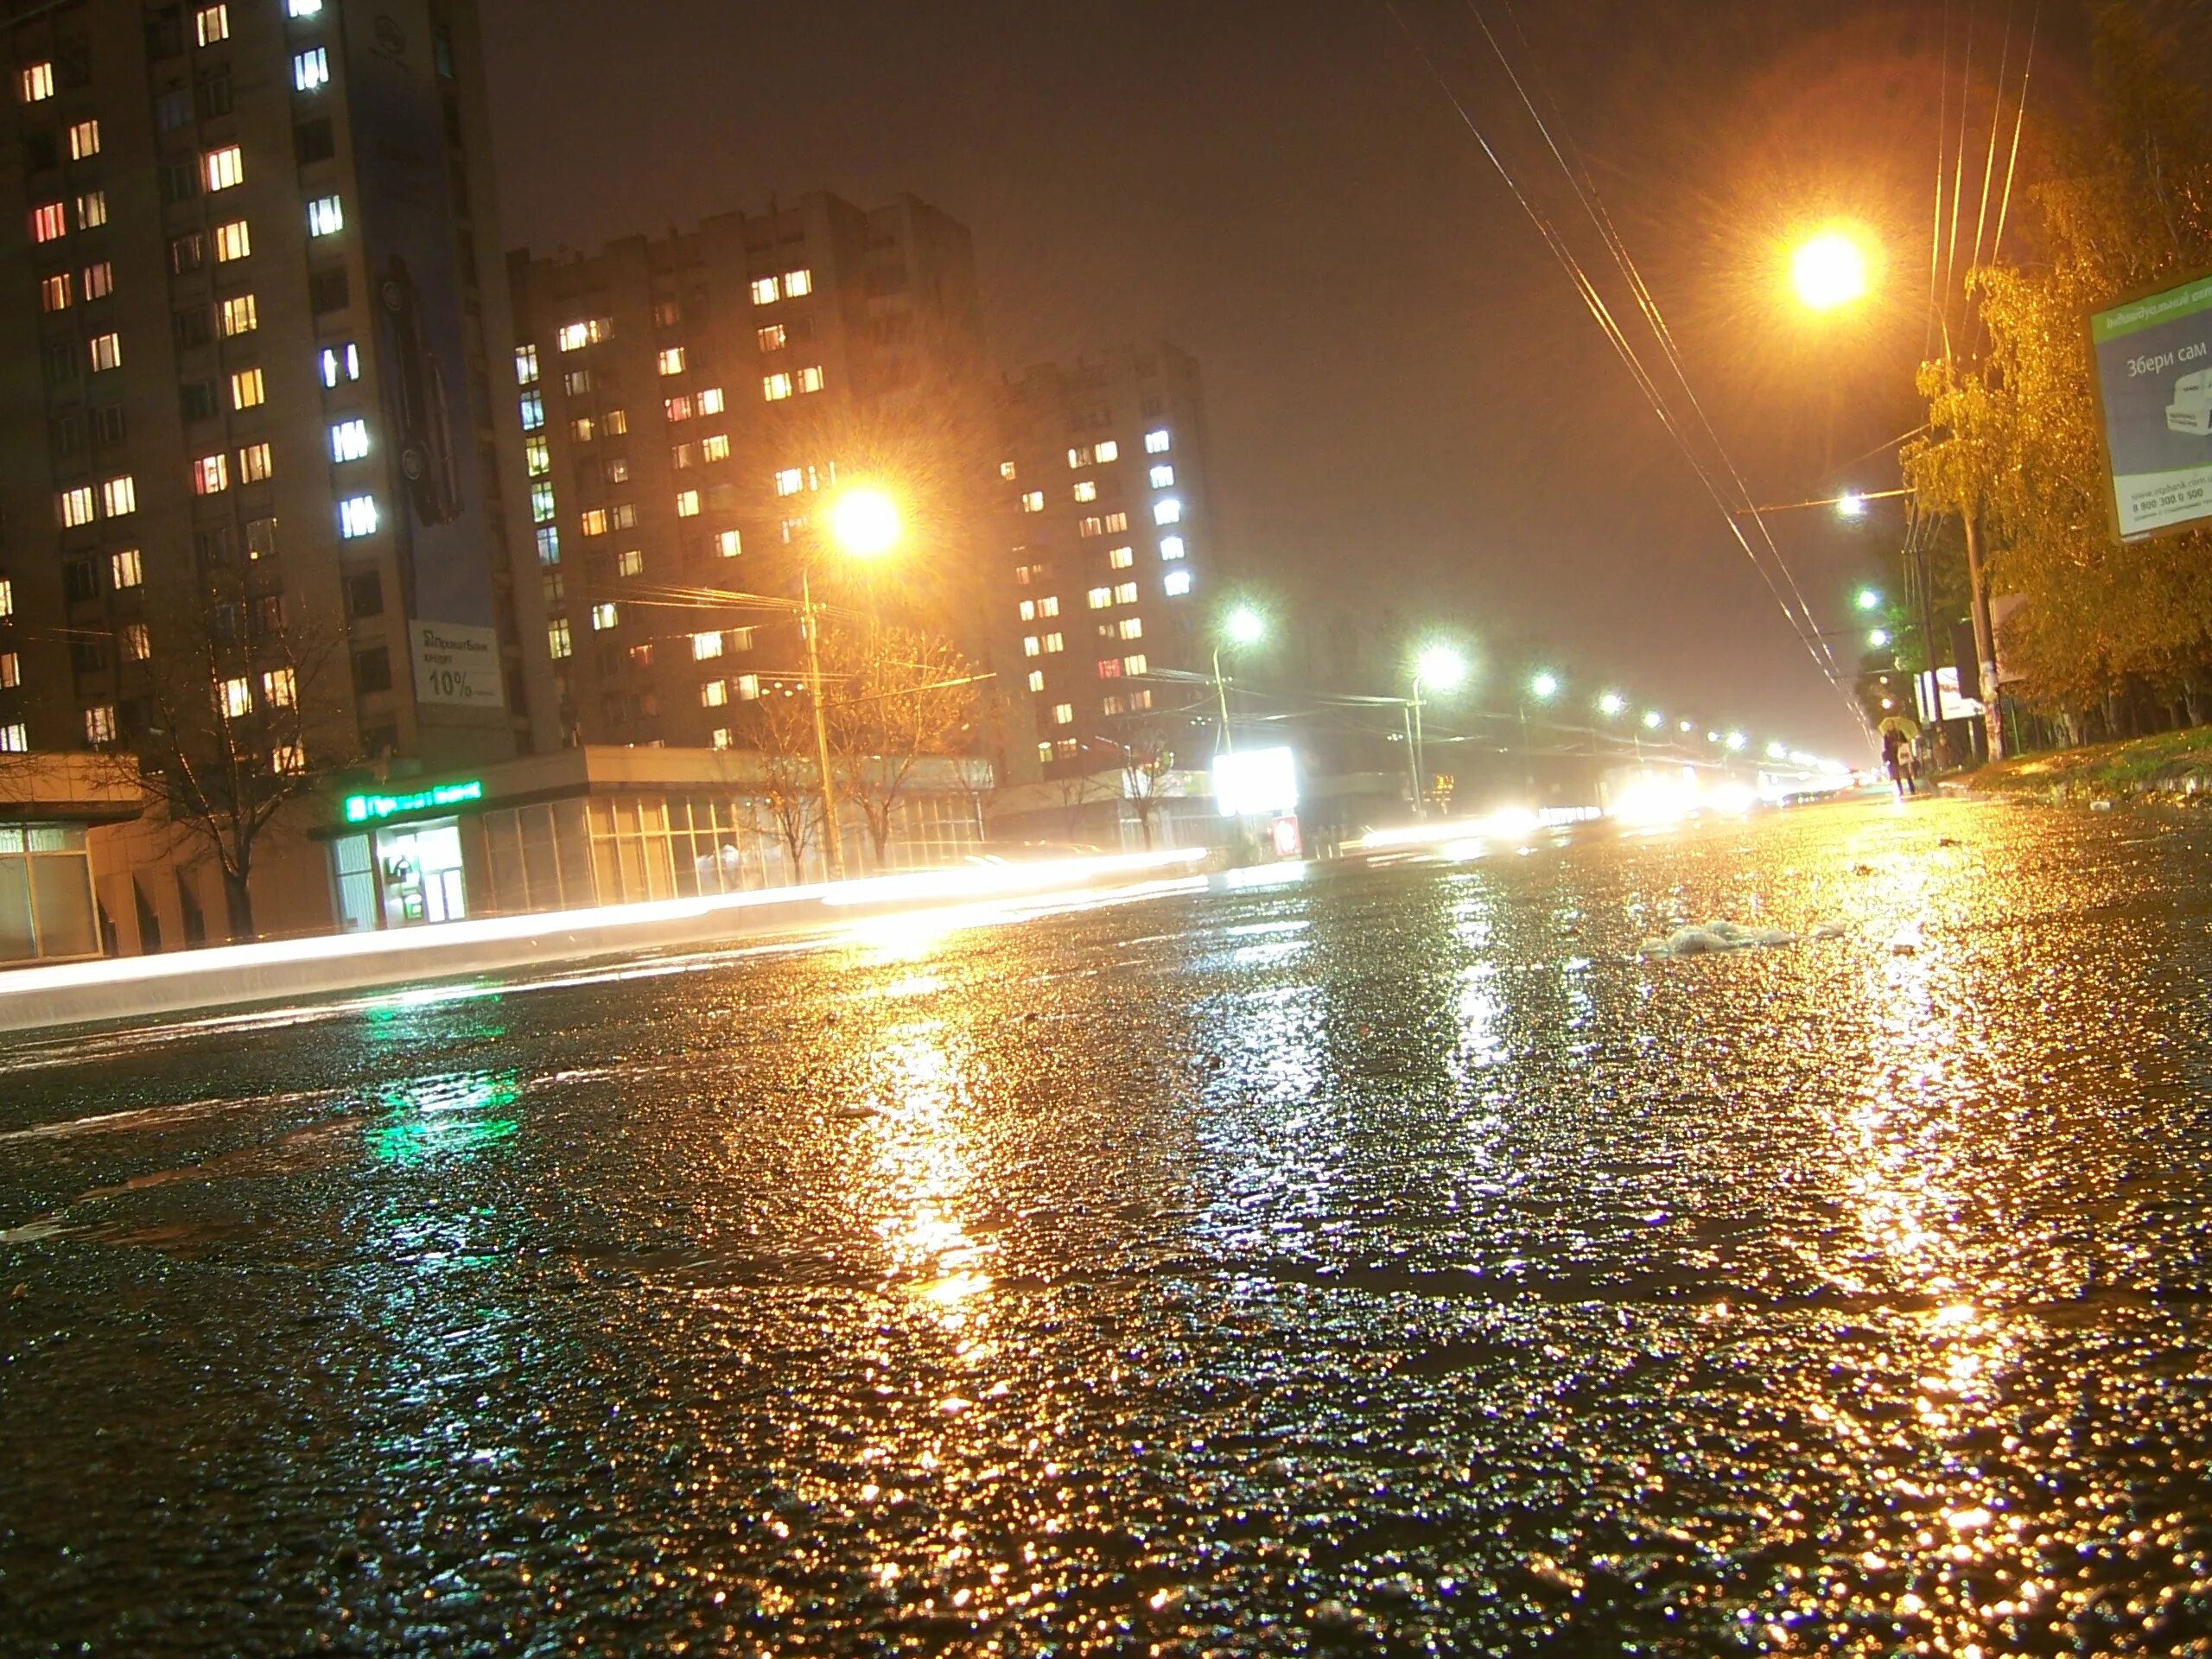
[1,755,143,965]
[322,747,988,931]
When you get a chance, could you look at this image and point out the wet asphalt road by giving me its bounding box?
[4,796,2212,1657]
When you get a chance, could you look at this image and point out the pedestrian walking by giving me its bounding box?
[1883,728,1909,799]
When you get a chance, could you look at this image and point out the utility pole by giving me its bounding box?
[801,570,844,880]
[1960,513,2006,763]
[1211,646,1235,757]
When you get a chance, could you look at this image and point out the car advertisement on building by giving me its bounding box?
[2089,271,2212,543]
[342,0,505,708]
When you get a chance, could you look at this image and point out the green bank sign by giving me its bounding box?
[340,778,485,825]
[2088,271,2212,541]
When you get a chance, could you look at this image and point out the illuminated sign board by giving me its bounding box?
[1212,746,1298,817]
[340,778,484,825]
[2088,271,2212,542]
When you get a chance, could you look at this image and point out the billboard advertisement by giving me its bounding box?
[342,1,504,707]
[2088,273,2212,543]
[1212,747,1298,817]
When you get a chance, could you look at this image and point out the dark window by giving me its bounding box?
[308,267,349,314]
[245,517,277,561]
[434,23,454,78]
[88,405,126,446]
[353,646,392,696]
[62,560,98,602]
[179,379,219,423]
[41,341,79,388]
[22,130,56,172]
[294,118,335,165]
[1141,396,1164,418]
[344,569,383,618]
[250,593,286,640]
[194,68,230,120]
[69,639,107,673]
[48,413,85,457]
[174,306,213,350]
[169,231,205,274]
[193,524,237,569]
[144,6,184,58]
[158,162,196,205]
[210,601,241,644]
[54,40,89,91]
[154,86,192,131]
[359,723,397,758]
[120,697,155,741]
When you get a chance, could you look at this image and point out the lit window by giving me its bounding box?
[99,474,137,516]
[531,483,557,524]
[563,367,592,396]
[1027,670,1046,693]
[218,676,252,718]
[213,219,251,262]
[74,190,105,229]
[1039,595,1059,617]
[1130,689,1153,711]
[750,276,778,306]
[87,332,121,372]
[3,652,22,690]
[577,507,607,537]
[1122,653,1147,676]
[518,390,545,430]
[734,674,760,701]
[604,410,628,434]
[1107,545,1134,569]
[757,323,785,351]
[1102,695,1123,717]
[21,62,54,102]
[524,435,550,476]
[700,680,728,708]
[1018,600,1037,622]
[535,525,560,565]
[219,294,257,336]
[1096,439,1120,463]
[1035,741,1053,765]
[226,367,264,411]
[1145,429,1170,454]
[796,365,823,393]
[271,743,307,775]
[1073,480,1098,503]
[84,706,116,745]
[692,631,723,660]
[203,144,244,192]
[590,601,619,631]
[1160,535,1185,561]
[664,394,695,422]
[1103,511,1128,532]
[603,455,629,484]
[38,272,70,311]
[657,346,685,375]
[324,342,362,385]
[192,454,229,495]
[337,494,378,537]
[556,320,597,351]
[287,0,324,14]
[111,549,143,588]
[1114,582,1138,605]
[675,489,700,518]
[80,260,111,299]
[306,194,343,236]
[570,416,595,443]
[762,372,792,402]
[774,467,804,497]
[1087,588,1111,610]
[263,667,297,708]
[711,728,733,749]
[328,418,370,461]
[701,433,730,462]
[784,268,812,297]
[515,345,539,385]
[293,46,329,91]
[1053,703,1074,726]
[1149,465,1174,488]
[1153,498,1181,525]
[1164,569,1192,596]
[1118,617,1143,640]
[670,442,696,469]
[697,387,724,414]
[67,118,98,161]
[1077,517,1103,538]
[617,548,643,577]
[547,618,572,659]
[29,201,65,243]
[1022,636,1040,658]
[1020,491,1044,513]
[715,529,742,559]
[1000,461,1017,480]
[117,626,146,664]
[57,486,94,526]
[1068,446,1091,469]
[195,4,230,47]
[1096,659,1120,680]
[0,578,10,617]
[1043,632,1065,653]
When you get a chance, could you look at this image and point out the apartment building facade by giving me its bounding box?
[0,0,555,949]
[995,344,1216,779]
[505,191,1007,753]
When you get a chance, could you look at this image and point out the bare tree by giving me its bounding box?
[118,571,351,940]
[821,624,981,868]
[1114,720,1180,851]
[740,679,824,876]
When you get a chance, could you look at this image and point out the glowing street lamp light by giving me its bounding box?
[1406,644,1470,819]
[1212,606,1266,755]
[1725,730,1747,752]
[1836,490,1867,519]
[1528,671,1560,702]
[1765,741,1789,761]
[827,485,902,558]
[1642,709,1663,730]
[1596,690,1626,718]
[1855,587,1884,613]
[1789,227,1872,313]
[1868,627,1892,649]
[1678,720,1694,734]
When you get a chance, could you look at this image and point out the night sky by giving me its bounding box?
[478,0,2115,756]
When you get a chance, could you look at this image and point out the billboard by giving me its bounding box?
[1212,747,1297,817]
[2088,273,2212,543]
[343,1,504,708]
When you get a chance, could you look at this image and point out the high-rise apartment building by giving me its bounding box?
[995,344,1215,778]
[0,0,550,762]
[0,0,554,945]
[506,191,1002,751]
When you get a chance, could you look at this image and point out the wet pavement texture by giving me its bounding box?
[4,795,2212,1656]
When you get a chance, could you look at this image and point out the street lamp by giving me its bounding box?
[1854,587,1883,612]
[1725,730,1747,752]
[1642,709,1663,730]
[1789,226,1872,313]
[1406,643,1467,819]
[803,485,906,880]
[1836,490,1867,518]
[1867,627,1891,649]
[1212,605,1265,755]
[1597,690,1626,717]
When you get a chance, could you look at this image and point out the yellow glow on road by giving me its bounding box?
[1790,227,1872,312]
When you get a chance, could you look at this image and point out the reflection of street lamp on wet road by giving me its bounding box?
[804,486,902,880]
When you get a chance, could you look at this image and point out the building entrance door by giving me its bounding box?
[376,818,467,927]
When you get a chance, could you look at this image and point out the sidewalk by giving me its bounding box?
[0,849,1211,1037]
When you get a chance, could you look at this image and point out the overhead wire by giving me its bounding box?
[1942,0,1978,340]
[1967,0,2016,280]
[1988,0,2040,265]
[1927,0,1951,362]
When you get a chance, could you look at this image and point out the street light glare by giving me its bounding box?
[1597,690,1625,717]
[1224,606,1265,646]
[1790,227,1871,312]
[1414,644,1467,691]
[828,486,901,557]
[1726,731,1747,752]
[1529,671,1560,701]
[1868,627,1891,648]
[1642,709,1663,729]
[1855,587,1882,612]
[1836,491,1867,519]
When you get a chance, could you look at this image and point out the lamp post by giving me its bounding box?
[804,486,902,880]
[1405,644,1467,819]
[1213,605,1265,756]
